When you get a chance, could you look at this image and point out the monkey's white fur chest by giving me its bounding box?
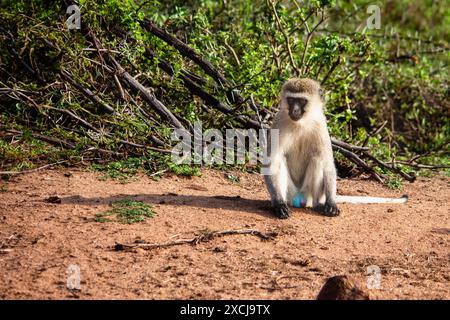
[276,113,333,205]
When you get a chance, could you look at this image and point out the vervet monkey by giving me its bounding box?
[264,78,408,219]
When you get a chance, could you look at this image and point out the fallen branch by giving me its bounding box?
[144,47,262,129]
[5,128,76,149]
[3,127,122,157]
[114,229,277,251]
[2,90,169,155]
[362,153,416,182]
[0,160,67,175]
[42,106,171,153]
[333,145,384,183]
[141,18,230,87]
[395,161,450,170]
[63,1,185,130]
[331,138,369,151]
[0,26,46,84]
[60,70,115,114]
[109,56,186,130]
[141,18,262,114]
[46,106,101,133]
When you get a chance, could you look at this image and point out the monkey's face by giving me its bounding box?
[281,78,324,123]
[286,96,308,121]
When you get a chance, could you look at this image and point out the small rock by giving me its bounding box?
[317,275,370,300]
[291,259,311,267]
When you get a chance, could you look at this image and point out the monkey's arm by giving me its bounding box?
[264,154,291,219]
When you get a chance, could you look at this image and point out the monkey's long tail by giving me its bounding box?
[335,194,408,204]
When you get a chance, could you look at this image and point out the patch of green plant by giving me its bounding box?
[387,176,403,190]
[0,136,56,172]
[226,174,240,184]
[90,154,203,180]
[90,157,143,182]
[95,199,155,224]
[168,162,201,177]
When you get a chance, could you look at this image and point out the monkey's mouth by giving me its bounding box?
[289,108,303,121]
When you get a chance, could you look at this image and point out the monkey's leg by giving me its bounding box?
[299,157,324,209]
[300,156,323,208]
[314,164,340,217]
[264,156,291,219]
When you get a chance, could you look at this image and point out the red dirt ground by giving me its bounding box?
[0,169,448,299]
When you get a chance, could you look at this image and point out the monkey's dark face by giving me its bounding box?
[286,96,308,121]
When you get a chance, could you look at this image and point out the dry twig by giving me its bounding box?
[114,229,277,251]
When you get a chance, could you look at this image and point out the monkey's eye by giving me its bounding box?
[286,97,308,111]
[286,97,296,106]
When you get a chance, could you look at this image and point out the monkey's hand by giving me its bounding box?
[315,202,340,217]
[273,202,291,219]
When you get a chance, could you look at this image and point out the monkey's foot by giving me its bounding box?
[314,202,340,217]
[273,203,291,219]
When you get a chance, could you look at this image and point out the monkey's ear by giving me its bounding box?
[319,88,324,100]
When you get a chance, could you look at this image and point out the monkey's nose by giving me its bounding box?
[289,106,303,121]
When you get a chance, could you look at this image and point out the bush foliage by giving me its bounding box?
[0,0,448,178]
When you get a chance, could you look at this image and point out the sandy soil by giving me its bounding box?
[0,169,448,299]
